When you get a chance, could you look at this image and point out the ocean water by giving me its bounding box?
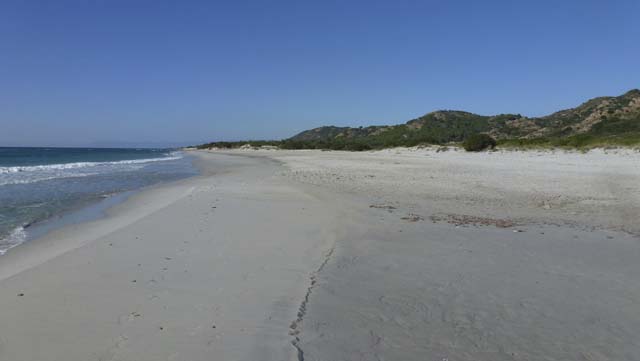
[0,147,198,254]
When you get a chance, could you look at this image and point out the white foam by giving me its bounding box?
[0,153,182,186]
[0,226,26,255]
[0,172,99,186]
[0,155,182,174]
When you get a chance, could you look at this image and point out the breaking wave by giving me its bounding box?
[0,153,182,186]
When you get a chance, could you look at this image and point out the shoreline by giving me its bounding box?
[0,151,197,256]
[0,151,340,361]
[0,151,238,281]
[0,168,200,283]
[0,149,639,360]
[1,191,135,257]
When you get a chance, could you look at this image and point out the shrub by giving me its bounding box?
[462,134,497,151]
[343,142,372,151]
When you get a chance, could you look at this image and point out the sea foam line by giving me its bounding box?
[0,172,99,186]
[0,154,182,174]
[0,226,27,256]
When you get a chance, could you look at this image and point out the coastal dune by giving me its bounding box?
[0,148,639,360]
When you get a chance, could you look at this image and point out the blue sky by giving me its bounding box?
[1,0,638,147]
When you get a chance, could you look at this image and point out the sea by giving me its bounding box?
[0,147,198,255]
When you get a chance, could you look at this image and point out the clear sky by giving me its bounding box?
[1,0,638,147]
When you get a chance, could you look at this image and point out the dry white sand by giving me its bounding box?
[1,148,639,361]
[273,147,640,234]
[230,147,640,361]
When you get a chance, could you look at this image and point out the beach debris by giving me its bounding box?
[369,204,397,212]
[430,213,517,228]
[401,213,424,222]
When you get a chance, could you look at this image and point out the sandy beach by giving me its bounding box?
[1,148,639,361]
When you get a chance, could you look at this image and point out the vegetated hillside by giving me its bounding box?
[195,89,640,150]
[288,89,640,148]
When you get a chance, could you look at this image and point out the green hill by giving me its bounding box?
[197,89,640,150]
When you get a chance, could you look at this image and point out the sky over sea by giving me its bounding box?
[1,0,639,147]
